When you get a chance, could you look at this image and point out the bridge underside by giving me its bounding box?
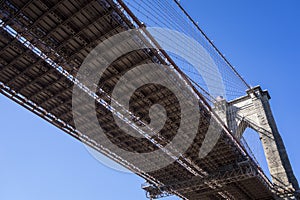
[0,0,280,199]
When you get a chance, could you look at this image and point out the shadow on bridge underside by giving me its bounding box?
[0,0,296,199]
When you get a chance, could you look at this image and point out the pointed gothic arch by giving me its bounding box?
[214,86,299,198]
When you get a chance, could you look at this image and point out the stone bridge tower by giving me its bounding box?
[215,86,299,199]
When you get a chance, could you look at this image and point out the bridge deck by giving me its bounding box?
[0,0,278,199]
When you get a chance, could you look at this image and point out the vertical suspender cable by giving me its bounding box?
[173,0,251,90]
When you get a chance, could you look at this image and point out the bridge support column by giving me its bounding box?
[215,86,299,199]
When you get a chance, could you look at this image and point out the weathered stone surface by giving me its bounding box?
[215,86,299,199]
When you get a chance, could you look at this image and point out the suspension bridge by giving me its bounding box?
[0,0,299,199]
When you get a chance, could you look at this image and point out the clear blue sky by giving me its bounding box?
[1,1,299,199]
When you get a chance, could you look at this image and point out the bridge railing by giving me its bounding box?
[116,0,275,192]
[0,0,277,197]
